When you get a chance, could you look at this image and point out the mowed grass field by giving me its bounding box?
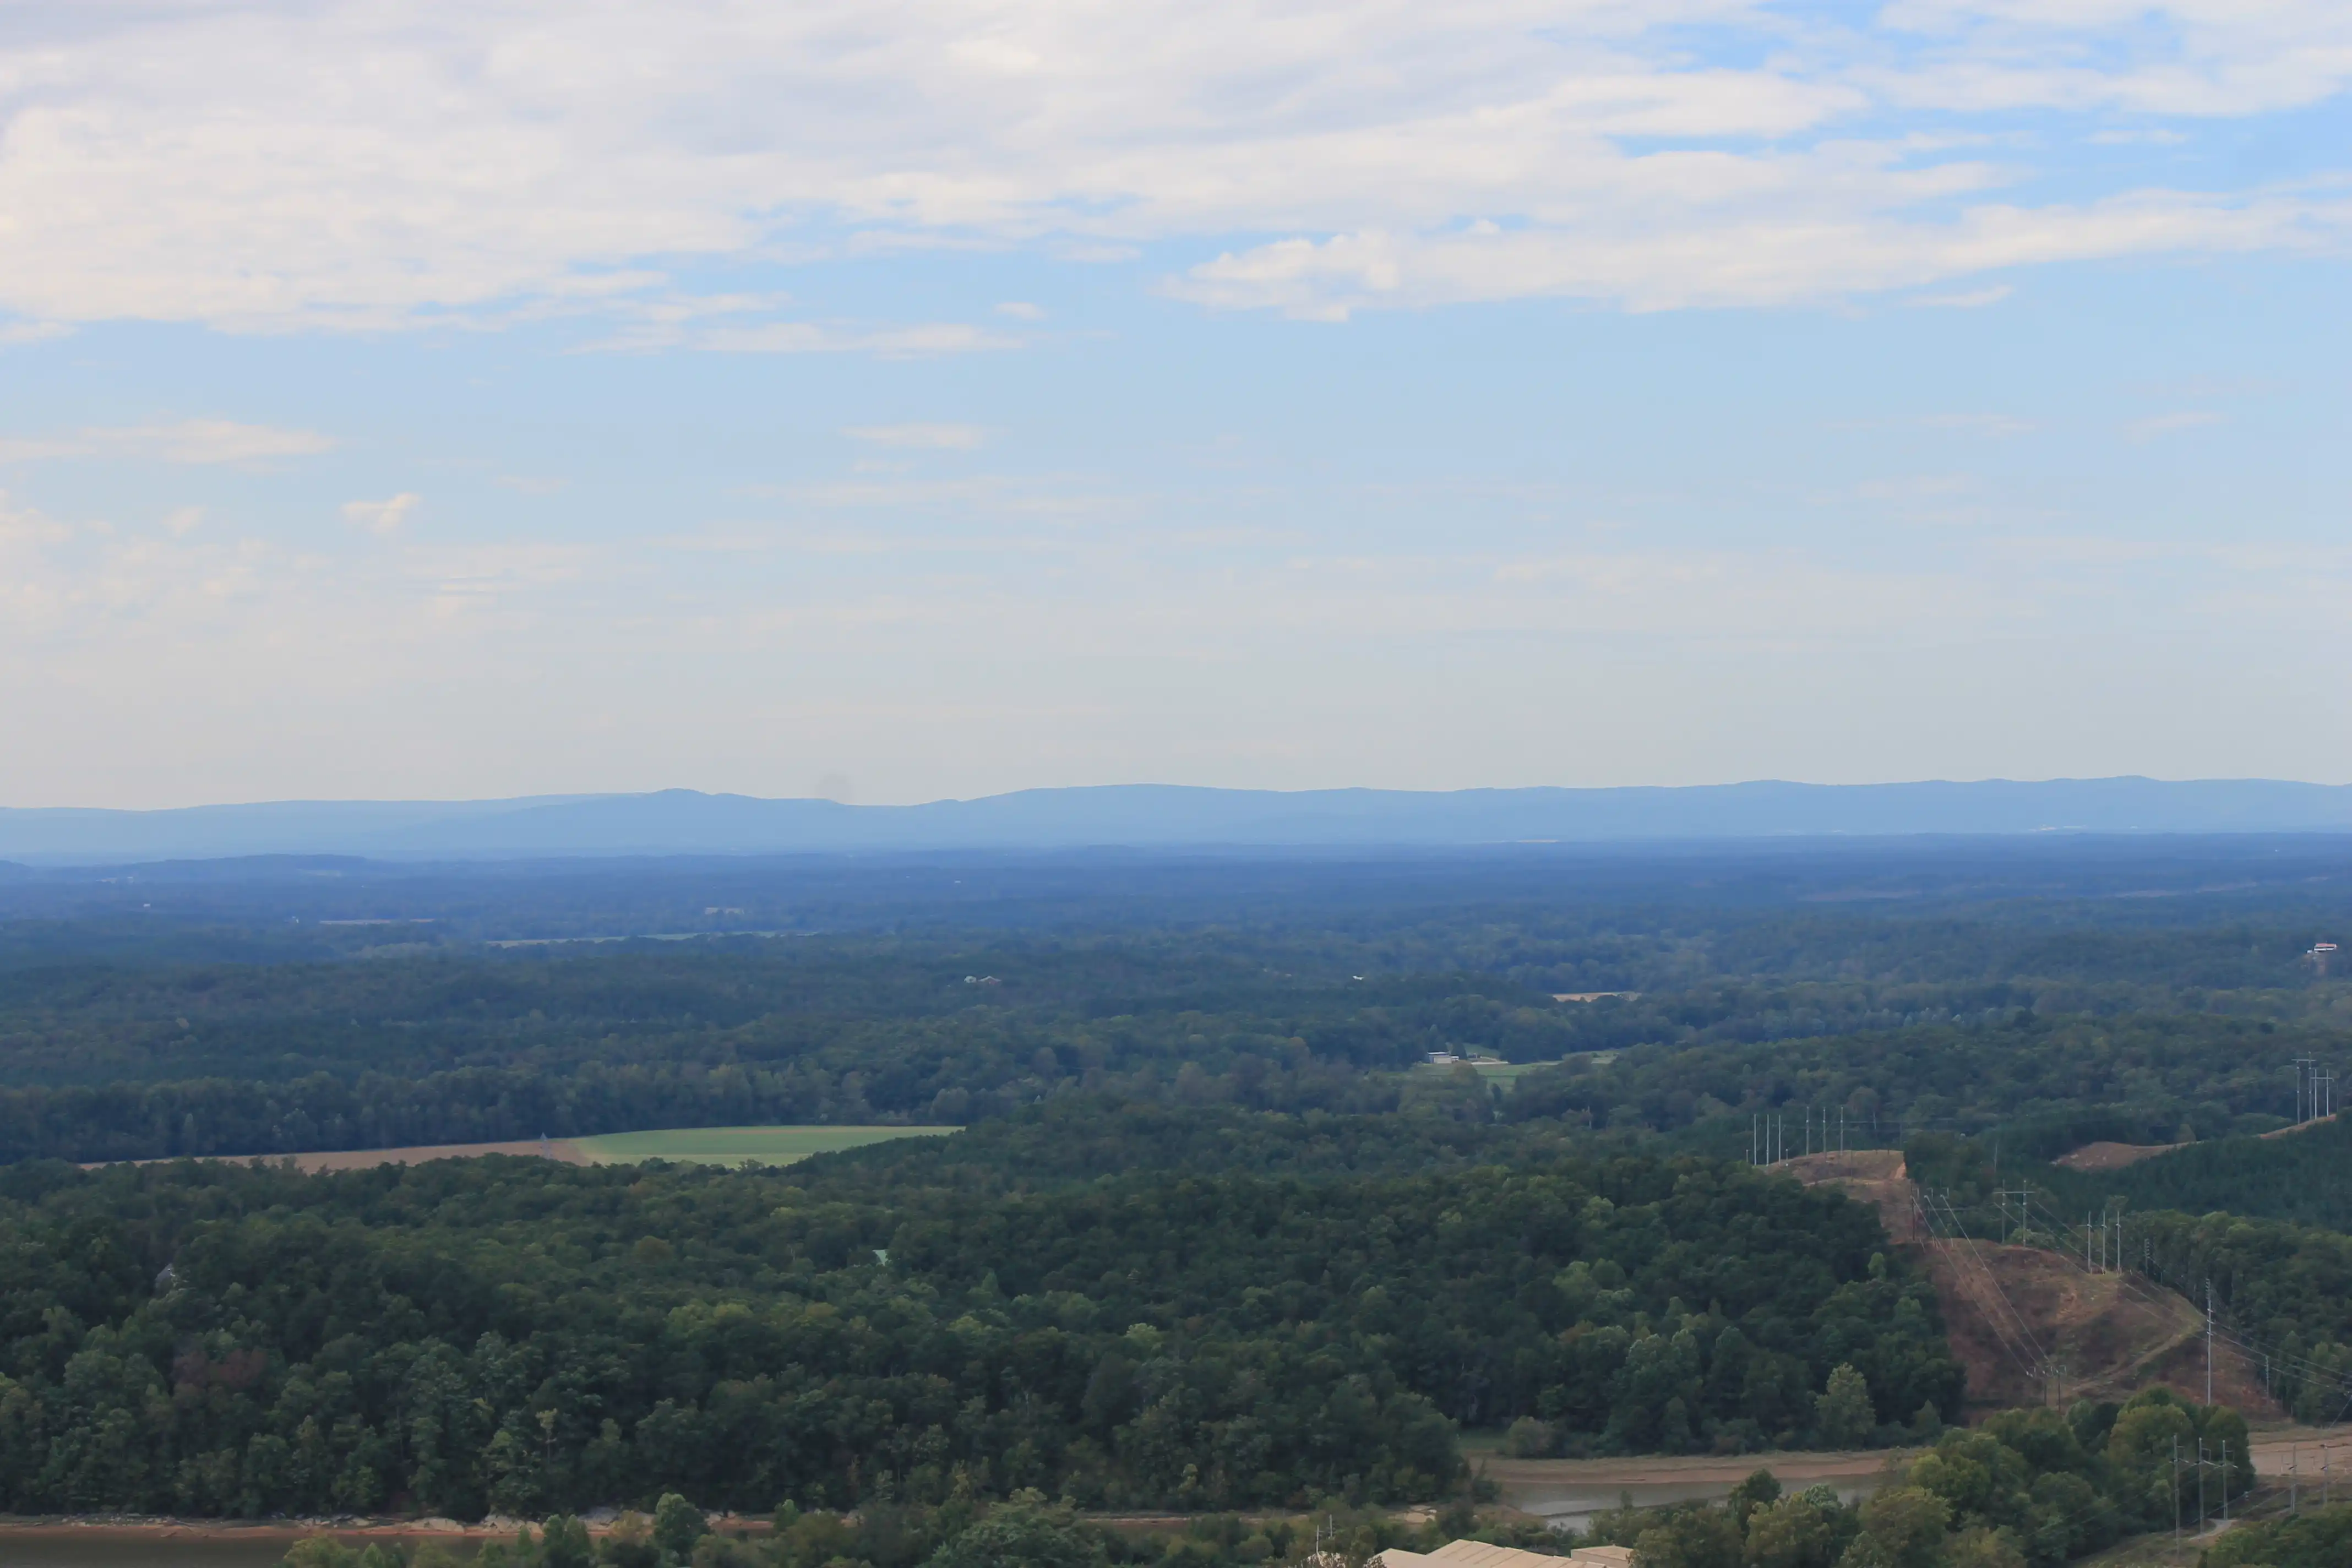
[571,1124,954,1167]
[1412,1058,1571,1086]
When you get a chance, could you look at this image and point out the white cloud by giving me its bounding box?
[342,493,421,534]
[845,423,986,450]
[994,302,1046,319]
[161,507,206,536]
[1912,285,2014,307]
[0,492,73,551]
[0,420,335,464]
[1169,188,2350,315]
[0,1,2339,330]
[2127,410,2227,440]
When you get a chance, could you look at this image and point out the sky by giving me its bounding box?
[1,0,2348,808]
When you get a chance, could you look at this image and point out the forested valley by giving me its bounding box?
[0,839,2346,1565]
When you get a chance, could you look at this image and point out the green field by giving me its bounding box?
[572,1124,955,1167]
[1413,1057,1567,1087]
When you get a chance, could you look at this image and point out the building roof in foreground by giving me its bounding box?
[1375,1540,1635,1568]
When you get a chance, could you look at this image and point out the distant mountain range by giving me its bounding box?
[2,778,2351,863]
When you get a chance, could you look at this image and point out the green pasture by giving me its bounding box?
[574,1124,955,1167]
[1407,1054,1614,1090]
[1412,1058,1559,1086]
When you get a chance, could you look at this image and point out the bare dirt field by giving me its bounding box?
[273,1140,595,1172]
[1480,1449,1908,1491]
[1779,1151,2277,1417]
[1480,1447,1909,1531]
[2260,1112,2341,1140]
[1783,1151,1919,1239]
[87,1140,593,1174]
[2053,1141,2178,1172]
[87,1126,944,1175]
[2246,1427,2352,1477]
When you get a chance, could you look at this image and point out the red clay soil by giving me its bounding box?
[1784,1151,1923,1241]
[275,1141,592,1172]
[2055,1112,2342,1171]
[86,1140,592,1173]
[2260,1112,2342,1140]
[2052,1141,2178,1172]
[1781,1150,2279,1418]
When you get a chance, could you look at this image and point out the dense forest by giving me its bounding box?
[1507,1011,2332,1147]
[271,1391,2266,1568]
[0,929,2348,1162]
[0,1146,1952,1517]
[0,838,2347,1551]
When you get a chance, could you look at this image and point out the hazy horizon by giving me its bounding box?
[13,771,2352,814]
[12,777,2352,864]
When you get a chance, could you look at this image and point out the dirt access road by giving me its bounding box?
[1482,1449,1908,1493]
[1479,1449,1910,1529]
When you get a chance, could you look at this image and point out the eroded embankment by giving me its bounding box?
[1782,1151,2273,1415]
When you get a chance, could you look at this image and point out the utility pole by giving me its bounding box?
[2293,1442,2299,1514]
[2223,1441,2230,1525]
[2206,1280,2215,1405]
[1995,1186,2032,1245]
[2297,1057,2318,1123]
[2172,1436,2181,1542]
[2197,1438,2206,1535]
[1997,1190,2013,1243]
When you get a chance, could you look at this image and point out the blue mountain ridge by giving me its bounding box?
[1,778,2350,862]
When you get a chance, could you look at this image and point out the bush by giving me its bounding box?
[924,1499,1103,1568]
[1814,1365,1874,1449]
[1502,1418,1553,1458]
